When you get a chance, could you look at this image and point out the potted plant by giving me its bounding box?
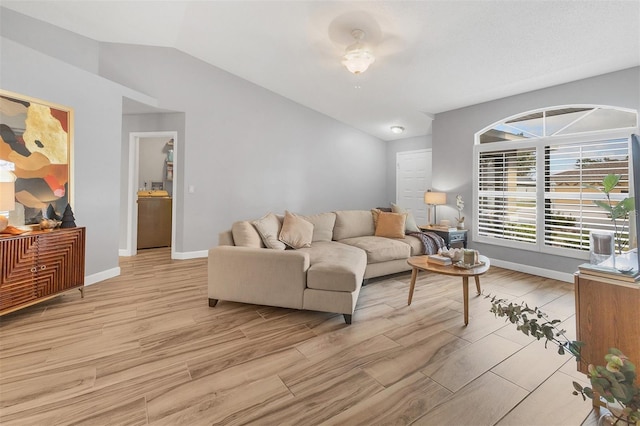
[487,295,639,425]
[589,174,635,256]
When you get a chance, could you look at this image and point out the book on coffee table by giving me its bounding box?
[427,254,452,265]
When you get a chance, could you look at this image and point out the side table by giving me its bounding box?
[419,226,467,249]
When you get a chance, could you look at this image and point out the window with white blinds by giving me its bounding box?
[475,106,637,256]
[478,148,536,245]
[544,138,630,251]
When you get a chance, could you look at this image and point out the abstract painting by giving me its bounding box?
[0,90,73,225]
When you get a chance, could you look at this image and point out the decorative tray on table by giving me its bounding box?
[454,261,486,269]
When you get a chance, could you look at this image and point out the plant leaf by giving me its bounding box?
[594,200,615,214]
[602,174,621,193]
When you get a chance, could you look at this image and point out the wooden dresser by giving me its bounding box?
[0,227,86,315]
[574,271,640,373]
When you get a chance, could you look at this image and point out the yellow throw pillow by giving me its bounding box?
[279,211,314,249]
[391,203,421,233]
[374,212,407,239]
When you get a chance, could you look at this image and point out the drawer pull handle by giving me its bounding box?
[40,265,46,270]
[31,267,37,273]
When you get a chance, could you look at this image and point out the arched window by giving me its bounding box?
[474,105,638,257]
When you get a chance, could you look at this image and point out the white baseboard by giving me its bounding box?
[491,259,574,283]
[119,248,134,257]
[173,250,208,260]
[85,267,121,286]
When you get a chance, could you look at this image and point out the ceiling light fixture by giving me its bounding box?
[390,126,405,134]
[342,29,375,75]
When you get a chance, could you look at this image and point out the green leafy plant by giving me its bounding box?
[487,295,639,424]
[588,174,636,254]
[573,349,639,425]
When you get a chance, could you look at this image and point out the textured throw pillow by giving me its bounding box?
[252,213,286,250]
[231,221,265,248]
[279,211,314,249]
[391,203,421,233]
[374,211,407,238]
[302,212,336,242]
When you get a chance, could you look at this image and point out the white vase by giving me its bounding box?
[457,222,465,229]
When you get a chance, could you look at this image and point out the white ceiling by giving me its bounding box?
[3,1,639,141]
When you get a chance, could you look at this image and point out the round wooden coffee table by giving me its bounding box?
[407,255,490,325]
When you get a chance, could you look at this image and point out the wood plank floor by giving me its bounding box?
[0,248,601,425]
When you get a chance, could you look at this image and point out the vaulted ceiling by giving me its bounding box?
[3,1,639,141]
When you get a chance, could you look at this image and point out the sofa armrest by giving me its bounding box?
[208,246,310,309]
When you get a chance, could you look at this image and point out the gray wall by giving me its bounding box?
[385,135,432,205]
[101,43,387,254]
[2,9,388,283]
[432,67,640,276]
[0,36,125,279]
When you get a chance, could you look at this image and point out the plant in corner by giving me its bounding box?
[588,173,636,255]
[486,295,640,425]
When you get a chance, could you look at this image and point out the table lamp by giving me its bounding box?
[424,190,446,226]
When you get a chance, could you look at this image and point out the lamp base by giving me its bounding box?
[0,216,8,233]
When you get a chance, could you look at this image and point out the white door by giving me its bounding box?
[396,149,432,226]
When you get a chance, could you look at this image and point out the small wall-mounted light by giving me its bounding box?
[390,126,405,134]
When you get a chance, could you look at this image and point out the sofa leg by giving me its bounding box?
[343,314,352,324]
[208,298,219,307]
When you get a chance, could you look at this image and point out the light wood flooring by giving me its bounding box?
[0,248,602,425]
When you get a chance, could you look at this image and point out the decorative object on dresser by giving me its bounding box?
[60,203,77,228]
[0,227,85,315]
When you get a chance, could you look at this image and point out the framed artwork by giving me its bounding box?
[0,90,73,225]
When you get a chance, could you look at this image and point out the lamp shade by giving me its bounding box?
[424,191,446,205]
[0,182,15,211]
[0,170,16,212]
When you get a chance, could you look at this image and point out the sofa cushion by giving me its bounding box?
[399,235,425,256]
[302,212,336,242]
[374,211,407,238]
[333,210,375,240]
[391,203,421,233]
[252,213,286,250]
[298,241,366,292]
[231,221,264,248]
[338,236,411,263]
[279,211,313,249]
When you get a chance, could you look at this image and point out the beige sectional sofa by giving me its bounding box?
[208,209,430,324]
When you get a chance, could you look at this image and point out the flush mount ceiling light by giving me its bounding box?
[342,29,375,75]
[390,126,405,134]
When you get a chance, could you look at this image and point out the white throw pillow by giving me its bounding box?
[302,212,336,242]
[279,211,314,249]
[391,203,421,233]
[231,221,265,248]
[252,213,286,250]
